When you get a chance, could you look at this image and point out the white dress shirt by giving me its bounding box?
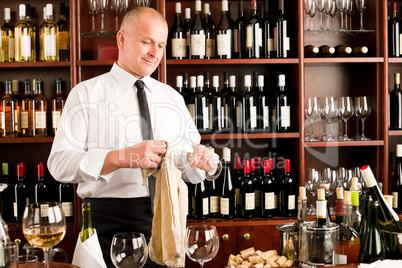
[47,63,210,199]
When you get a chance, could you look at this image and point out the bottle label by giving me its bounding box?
[9,37,15,59]
[21,111,29,129]
[393,192,398,209]
[400,33,402,55]
[186,31,191,46]
[35,111,47,129]
[52,111,61,129]
[13,202,17,217]
[288,195,295,210]
[217,33,230,57]
[58,31,69,50]
[274,194,278,209]
[210,196,219,213]
[285,37,290,51]
[255,190,260,207]
[280,106,291,127]
[202,197,209,215]
[44,33,57,57]
[62,202,73,217]
[202,98,209,129]
[316,200,327,218]
[14,108,20,132]
[268,38,274,52]
[187,103,195,122]
[263,105,269,127]
[0,35,2,46]
[258,28,263,47]
[21,33,31,58]
[171,38,186,58]
[265,192,275,209]
[235,188,241,205]
[245,192,255,210]
[250,102,257,129]
[40,203,49,217]
[220,197,229,215]
[336,200,344,216]
[221,106,225,128]
[246,26,252,49]
[206,38,215,58]
[191,33,206,56]
[236,106,242,127]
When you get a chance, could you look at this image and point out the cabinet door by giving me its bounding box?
[237,225,280,253]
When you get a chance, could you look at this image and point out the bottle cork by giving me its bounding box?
[344,191,352,204]
[336,187,344,200]
[384,195,393,208]
[319,184,329,190]
[299,187,307,200]
[317,188,325,200]
[350,177,359,190]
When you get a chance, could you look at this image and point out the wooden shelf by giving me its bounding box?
[187,216,297,227]
[304,57,384,63]
[304,140,384,147]
[0,137,54,144]
[77,60,115,66]
[166,58,299,65]
[388,58,402,63]
[201,132,300,140]
[389,130,402,136]
[0,62,70,68]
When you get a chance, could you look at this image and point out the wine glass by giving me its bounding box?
[120,0,131,13]
[304,0,312,30]
[110,232,148,268]
[329,0,337,30]
[97,0,109,32]
[317,0,327,31]
[186,225,219,268]
[322,97,338,141]
[309,0,318,30]
[323,0,334,30]
[339,96,354,141]
[355,0,367,30]
[22,202,66,268]
[344,0,351,30]
[337,0,347,30]
[347,0,355,30]
[305,169,321,214]
[355,96,371,140]
[110,0,121,31]
[88,0,99,32]
[305,97,320,141]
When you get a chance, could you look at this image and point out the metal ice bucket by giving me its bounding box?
[276,223,299,263]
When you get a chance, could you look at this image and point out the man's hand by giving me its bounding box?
[190,144,214,172]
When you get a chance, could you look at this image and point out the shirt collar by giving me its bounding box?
[110,63,154,92]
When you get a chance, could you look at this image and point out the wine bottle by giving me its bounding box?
[318,45,335,57]
[390,73,402,130]
[234,157,243,216]
[195,75,210,133]
[32,78,48,137]
[339,190,361,264]
[21,79,32,137]
[256,74,269,131]
[40,4,59,61]
[208,177,220,218]
[316,188,328,227]
[57,3,70,61]
[1,79,17,137]
[351,191,362,233]
[25,4,36,62]
[204,3,216,59]
[334,45,352,57]
[242,75,257,132]
[35,162,47,203]
[182,72,190,99]
[15,4,35,62]
[52,78,66,135]
[275,0,289,58]
[246,0,262,58]
[293,187,307,231]
[187,76,197,123]
[269,158,279,214]
[80,202,95,242]
[176,75,185,97]
[263,0,274,58]
[359,194,372,243]
[274,74,290,132]
[217,0,233,59]
[251,158,261,217]
[335,187,344,224]
[14,163,27,222]
[59,183,74,223]
[251,70,259,94]
[389,2,400,57]
[209,75,223,132]
[1,8,15,62]
[220,147,235,219]
[170,3,186,59]
[392,144,402,212]
[234,0,246,59]
[358,200,386,263]
[261,159,275,218]
[220,72,230,101]
[203,71,213,97]
[192,180,209,220]
[225,75,242,133]
[352,46,368,56]
[304,45,319,57]
[360,165,402,232]
[11,80,21,136]
[319,183,332,223]
[279,159,296,217]
[191,0,205,59]
[184,8,192,59]
[241,160,254,218]
[1,163,14,222]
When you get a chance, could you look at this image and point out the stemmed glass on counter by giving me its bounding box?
[186,225,219,268]
[355,96,371,140]
[110,232,148,268]
[305,169,321,214]
[22,202,66,268]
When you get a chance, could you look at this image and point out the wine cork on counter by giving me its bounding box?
[344,190,352,205]
[384,195,393,208]
[299,186,307,200]
[275,256,287,266]
[336,187,344,199]
[317,188,325,200]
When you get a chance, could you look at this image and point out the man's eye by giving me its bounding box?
[142,41,150,45]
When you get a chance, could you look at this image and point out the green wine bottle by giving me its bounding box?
[80,202,94,242]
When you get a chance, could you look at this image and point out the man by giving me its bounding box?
[48,7,219,268]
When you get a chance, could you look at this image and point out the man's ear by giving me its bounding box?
[116,31,124,48]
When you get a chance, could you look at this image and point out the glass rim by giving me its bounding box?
[186,224,217,230]
[112,232,146,239]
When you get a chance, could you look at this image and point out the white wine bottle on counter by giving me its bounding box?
[80,202,94,242]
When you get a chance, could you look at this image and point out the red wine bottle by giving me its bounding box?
[246,0,262,58]
[263,0,274,58]
[242,75,257,132]
[234,157,243,216]
[184,8,192,59]
[274,74,290,132]
[241,160,254,218]
[217,0,233,59]
[261,159,275,218]
[170,3,186,59]
[191,0,205,59]
[251,158,261,217]
[220,147,235,219]
[279,159,296,217]
[234,0,246,58]
[35,162,47,203]
[209,75,223,132]
[59,183,74,223]
[392,144,402,212]
[390,73,402,130]
[275,0,289,58]
[203,3,216,59]
[14,164,27,222]
[389,2,400,57]
[224,75,242,133]
[192,180,209,220]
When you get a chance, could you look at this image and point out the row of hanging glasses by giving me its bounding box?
[304,0,367,31]
[305,166,364,215]
[305,96,371,142]
[87,0,150,33]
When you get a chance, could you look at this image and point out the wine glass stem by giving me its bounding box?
[101,13,105,32]
[310,119,315,139]
[355,117,359,137]
[328,119,332,138]
[116,16,119,31]
[200,262,205,268]
[344,119,348,138]
[92,15,95,32]
[361,119,366,137]
[327,14,330,30]
[340,12,344,29]
[360,11,364,30]
[43,248,51,268]
[319,12,323,30]
[306,15,310,30]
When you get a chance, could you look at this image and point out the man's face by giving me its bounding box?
[117,13,168,79]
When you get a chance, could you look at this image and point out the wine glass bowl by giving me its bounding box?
[186,225,219,268]
[305,97,320,142]
[22,202,66,268]
[110,232,148,268]
[339,96,354,141]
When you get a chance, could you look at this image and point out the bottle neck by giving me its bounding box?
[82,204,93,229]
[297,198,308,222]
[344,203,353,227]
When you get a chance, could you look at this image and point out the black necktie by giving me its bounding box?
[135,80,156,212]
